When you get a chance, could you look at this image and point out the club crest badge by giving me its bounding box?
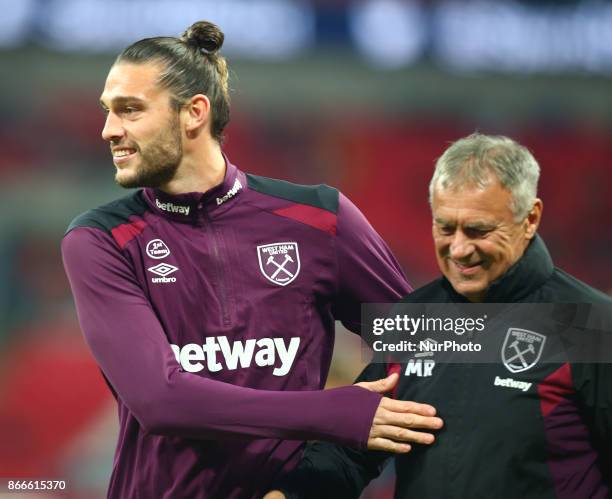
[501,328,546,373]
[257,242,301,286]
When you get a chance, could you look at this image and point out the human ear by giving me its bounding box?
[183,94,211,137]
[524,199,543,239]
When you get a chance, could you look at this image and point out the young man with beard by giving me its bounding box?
[61,21,443,499]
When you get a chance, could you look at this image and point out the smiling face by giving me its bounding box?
[431,174,541,302]
[100,62,183,188]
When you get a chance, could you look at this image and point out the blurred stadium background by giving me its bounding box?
[0,0,611,497]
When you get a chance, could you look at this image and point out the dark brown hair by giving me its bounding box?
[116,21,230,143]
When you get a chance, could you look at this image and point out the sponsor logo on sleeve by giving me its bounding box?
[148,262,179,283]
[216,178,243,205]
[146,239,171,259]
[257,242,300,286]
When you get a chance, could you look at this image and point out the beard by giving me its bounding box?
[115,114,183,189]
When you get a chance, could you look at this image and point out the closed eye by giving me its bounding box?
[438,225,455,236]
[464,227,491,238]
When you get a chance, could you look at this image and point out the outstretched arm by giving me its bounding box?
[266,364,443,499]
[62,226,381,446]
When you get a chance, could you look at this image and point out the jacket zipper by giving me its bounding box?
[202,209,231,327]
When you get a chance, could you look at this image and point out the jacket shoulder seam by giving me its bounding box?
[246,174,339,214]
[65,190,149,235]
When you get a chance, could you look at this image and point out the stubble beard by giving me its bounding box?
[115,114,183,189]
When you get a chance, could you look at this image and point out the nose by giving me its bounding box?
[449,231,475,261]
[101,112,124,142]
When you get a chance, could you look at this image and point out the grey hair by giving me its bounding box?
[428,133,540,221]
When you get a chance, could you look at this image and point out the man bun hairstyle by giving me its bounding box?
[182,21,224,55]
[116,20,230,144]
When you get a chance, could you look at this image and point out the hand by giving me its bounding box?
[356,373,443,453]
[263,492,285,499]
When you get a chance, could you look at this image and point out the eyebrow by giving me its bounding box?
[464,222,496,231]
[434,218,495,230]
[99,96,146,108]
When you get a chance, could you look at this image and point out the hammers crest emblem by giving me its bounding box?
[257,242,301,286]
[501,328,546,373]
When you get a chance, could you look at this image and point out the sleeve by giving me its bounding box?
[572,363,612,481]
[333,192,412,334]
[275,363,392,499]
[61,226,382,446]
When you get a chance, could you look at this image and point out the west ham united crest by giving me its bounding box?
[501,328,546,373]
[257,242,300,286]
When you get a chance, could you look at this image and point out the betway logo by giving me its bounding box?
[216,178,243,205]
[156,198,190,216]
[494,376,532,392]
[171,336,300,376]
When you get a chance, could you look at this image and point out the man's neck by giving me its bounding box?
[159,144,226,195]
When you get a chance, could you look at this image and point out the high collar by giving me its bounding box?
[442,234,555,303]
[142,156,245,222]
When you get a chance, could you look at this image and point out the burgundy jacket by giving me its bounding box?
[62,159,411,498]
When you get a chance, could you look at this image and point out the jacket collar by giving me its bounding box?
[142,156,245,222]
[442,234,554,303]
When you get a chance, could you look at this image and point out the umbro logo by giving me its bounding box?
[148,263,179,283]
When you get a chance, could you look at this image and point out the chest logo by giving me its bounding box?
[257,242,301,286]
[148,263,179,283]
[501,328,546,373]
[146,239,171,259]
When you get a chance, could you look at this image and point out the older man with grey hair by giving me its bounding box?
[428,133,542,303]
[268,133,612,499]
